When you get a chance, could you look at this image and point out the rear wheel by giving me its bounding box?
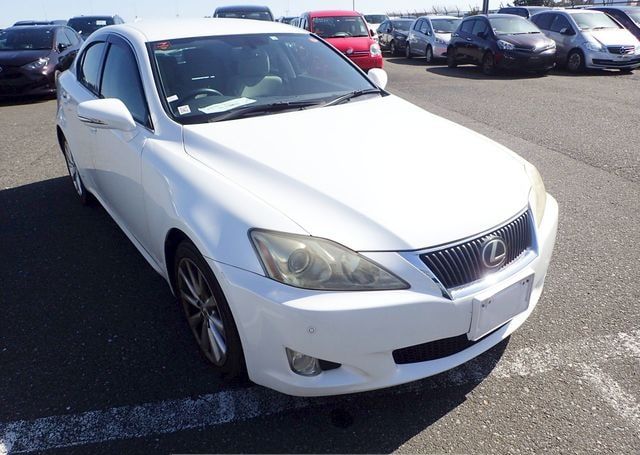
[405,44,413,59]
[567,49,585,73]
[482,52,496,76]
[390,40,398,56]
[425,45,434,64]
[447,48,457,68]
[175,240,245,379]
[62,139,90,206]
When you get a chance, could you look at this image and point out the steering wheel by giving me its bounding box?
[181,88,224,103]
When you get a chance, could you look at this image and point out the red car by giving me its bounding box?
[297,10,383,71]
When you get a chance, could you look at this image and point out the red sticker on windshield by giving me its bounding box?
[155,41,171,50]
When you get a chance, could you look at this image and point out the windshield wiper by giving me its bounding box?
[208,100,323,122]
[325,89,383,107]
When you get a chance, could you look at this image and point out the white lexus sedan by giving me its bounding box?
[56,19,558,396]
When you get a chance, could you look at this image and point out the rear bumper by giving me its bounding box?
[211,196,558,397]
[497,49,556,71]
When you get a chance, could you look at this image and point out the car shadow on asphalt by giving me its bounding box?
[0,176,509,450]
[426,65,548,81]
[0,95,55,107]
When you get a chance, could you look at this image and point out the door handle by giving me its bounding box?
[466,37,472,41]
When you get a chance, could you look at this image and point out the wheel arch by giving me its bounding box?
[164,227,192,292]
[56,126,66,154]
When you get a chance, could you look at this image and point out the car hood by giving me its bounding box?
[183,95,531,251]
[324,36,375,52]
[435,32,453,43]
[584,28,639,46]
[0,49,51,66]
[499,33,553,49]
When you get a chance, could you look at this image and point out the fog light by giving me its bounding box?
[286,348,321,376]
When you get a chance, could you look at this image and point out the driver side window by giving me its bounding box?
[550,15,571,33]
[100,42,150,128]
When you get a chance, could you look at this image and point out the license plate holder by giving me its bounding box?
[468,274,534,341]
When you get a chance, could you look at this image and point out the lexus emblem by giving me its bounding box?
[481,237,507,269]
[346,48,354,55]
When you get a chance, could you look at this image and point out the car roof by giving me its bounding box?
[214,5,271,12]
[68,15,118,19]
[4,25,58,31]
[105,18,305,42]
[564,9,603,15]
[591,5,639,11]
[306,10,362,18]
[420,15,461,20]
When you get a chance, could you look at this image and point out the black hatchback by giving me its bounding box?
[447,14,557,75]
[0,25,81,97]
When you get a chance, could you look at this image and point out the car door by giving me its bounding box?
[419,19,433,55]
[456,19,476,60]
[547,14,575,63]
[378,20,389,47]
[60,40,108,191]
[470,18,490,62]
[91,34,153,244]
[408,19,422,53]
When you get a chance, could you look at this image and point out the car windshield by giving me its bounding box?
[364,15,388,24]
[151,33,377,124]
[431,18,462,33]
[67,17,114,37]
[572,12,620,30]
[489,16,541,34]
[216,11,272,21]
[0,28,53,50]
[312,16,369,38]
[391,20,412,31]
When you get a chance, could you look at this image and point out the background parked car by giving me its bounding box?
[406,15,462,63]
[589,6,640,42]
[530,9,640,72]
[276,16,297,24]
[447,14,556,75]
[377,18,413,55]
[363,14,389,36]
[213,5,274,21]
[0,25,81,97]
[298,10,383,71]
[497,6,552,19]
[67,15,124,40]
[14,20,67,26]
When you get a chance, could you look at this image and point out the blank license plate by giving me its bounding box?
[468,274,534,341]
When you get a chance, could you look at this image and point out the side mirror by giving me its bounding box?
[426,31,432,36]
[478,31,487,39]
[367,68,388,90]
[57,43,69,52]
[560,27,574,36]
[77,98,136,132]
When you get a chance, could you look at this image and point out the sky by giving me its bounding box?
[2,0,506,28]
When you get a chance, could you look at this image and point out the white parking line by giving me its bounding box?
[1,329,639,454]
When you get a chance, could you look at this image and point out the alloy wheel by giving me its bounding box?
[177,257,228,366]
[426,46,433,64]
[482,53,495,75]
[567,51,583,72]
[63,141,83,197]
[390,41,396,56]
[405,44,412,59]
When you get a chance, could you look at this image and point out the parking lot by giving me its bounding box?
[1,56,639,454]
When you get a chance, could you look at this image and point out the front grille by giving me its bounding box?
[607,45,635,55]
[344,50,370,57]
[420,211,532,290]
[392,325,503,364]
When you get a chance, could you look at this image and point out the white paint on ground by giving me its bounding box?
[1,329,638,454]
[580,363,640,433]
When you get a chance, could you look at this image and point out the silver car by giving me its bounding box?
[531,9,640,72]
[406,15,462,63]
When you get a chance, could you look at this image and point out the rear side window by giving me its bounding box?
[460,19,475,34]
[100,43,150,127]
[64,29,79,45]
[531,13,554,30]
[78,41,106,93]
[472,20,489,36]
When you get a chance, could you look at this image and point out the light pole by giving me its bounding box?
[353,0,356,11]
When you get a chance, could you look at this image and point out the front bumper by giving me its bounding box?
[348,54,384,71]
[433,42,449,58]
[0,67,56,97]
[584,48,640,69]
[496,49,556,71]
[212,196,558,397]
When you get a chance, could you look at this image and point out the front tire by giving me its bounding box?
[174,240,245,379]
[425,45,434,64]
[567,49,585,73]
[447,48,457,68]
[405,44,413,59]
[482,51,496,76]
[390,40,398,56]
[62,139,90,206]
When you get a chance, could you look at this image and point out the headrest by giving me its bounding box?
[236,48,270,80]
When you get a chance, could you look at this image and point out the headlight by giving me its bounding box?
[525,162,547,227]
[250,230,409,291]
[635,45,640,54]
[370,42,382,57]
[497,40,515,51]
[584,41,605,52]
[435,37,446,45]
[547,40,556,49]
[22,57,49,71]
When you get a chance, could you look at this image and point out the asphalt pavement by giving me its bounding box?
[0,58,638,454]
